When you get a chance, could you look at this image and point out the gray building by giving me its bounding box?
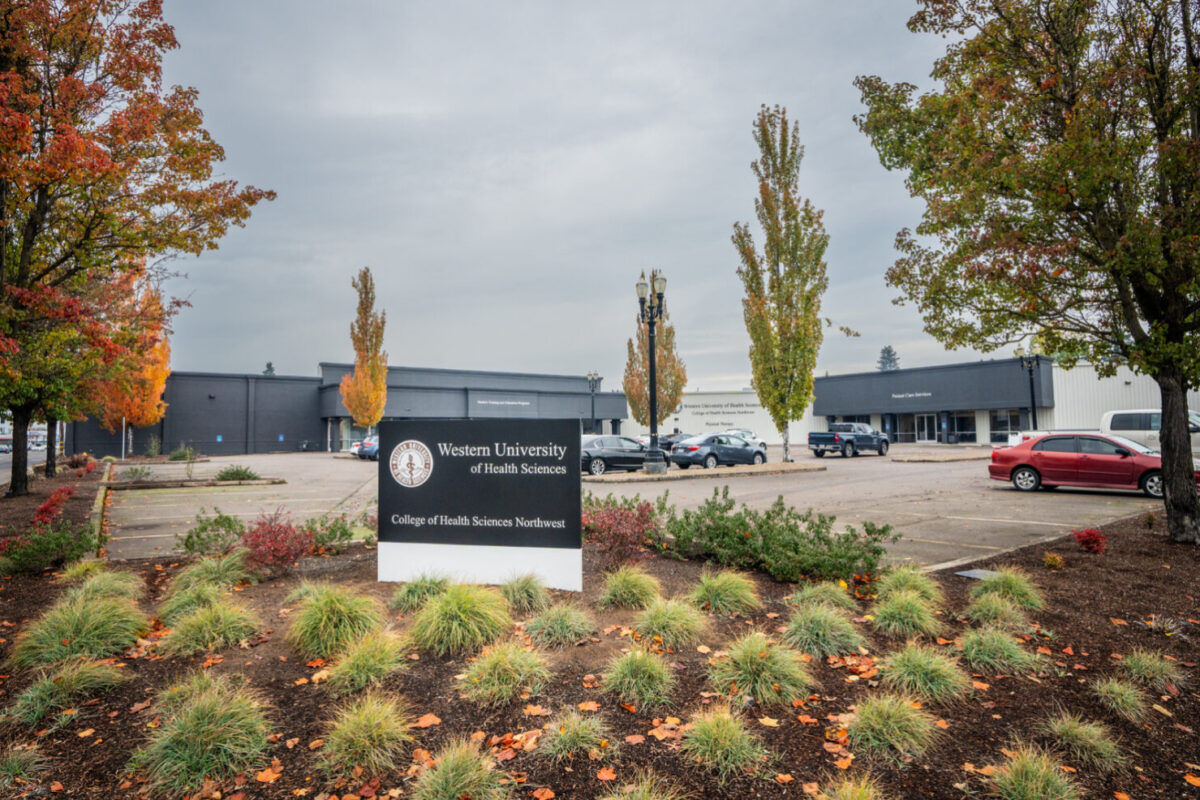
[66,363,627,458]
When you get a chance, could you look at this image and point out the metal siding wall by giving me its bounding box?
[1050,364,1200,429]
[253,378,324,451]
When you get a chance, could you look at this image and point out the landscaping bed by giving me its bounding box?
[0,512,1197,799]
[0,464,104,545]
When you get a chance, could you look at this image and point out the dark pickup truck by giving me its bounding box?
[808,422,890,457]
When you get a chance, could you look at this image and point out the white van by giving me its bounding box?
[1099,409,1200,455]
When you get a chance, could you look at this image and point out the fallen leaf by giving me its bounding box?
[621,703,637,714]
[1037,646,1053,655]
[77,728,95,737]
[758,717,780,727]
[834,756,853,770]
[802,782,820,796]
[50,782,64,793]
[797,714,819,725]
[1113,793,1132,800]
[596,768,616,781]
[256,768,281,783]
[823,742,844,754]
[1110,618,1128,626]
[1152,704,1173,717]
[578,701,600,712]
[775,774,795,784]
[1185,774,1200,787]
[286,737,300,749]
[495,748,517,762]
[523,705,550,717]
[935,719,950,729]
[308,739,325,750]
[412,713,442,728]
[129,700,151,714]
[978,765,998,777]
[293,677,309,686]
[310,669,330,684]
[624,734,645,745]
[532,789,556,800]
[972,680,990,691]
[696,645,711,654]
[1060,765,1076,773]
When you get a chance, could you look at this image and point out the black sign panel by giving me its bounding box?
[377,418,581,549]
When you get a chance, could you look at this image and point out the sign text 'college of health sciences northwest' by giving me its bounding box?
[377,419,582,591]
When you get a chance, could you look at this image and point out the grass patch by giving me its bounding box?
[994,744,1079,800]
[824,776,892,800]
[159,582,224,625]
[411,740,512,800]
[388,573,450,613]
[1122,648,1184,691]
[165,600,259,655]
[965,593,1028,630]
[870,590,941,638]
[9,596,149,669]
[969,567,1045,610]
[598,772,686,800]
[326,630,408,696]
[687,569,761,615]
[284,580,321,605]
[1039,712,1124,773]
[679,706,768,785]
[214,465,259,481]
[319,691,413,776]
[708,632,812,706]
[525,604,596,648]
[61,559,107,582]
[635,598,707,649]
[1091,678,1148,722]
[790,581,857,612]
[460,641,550,707]
[880,643,969,704]
[411,584,512,656]
[131,673,270,794]
[603,648,676,708]
[543,711,616,762]
[782,603,865,657]
[287,584,384,659]
[876,566,943,606]
[171,550,255,594]
[847,693,938,762]
[962,628,1042,673]
[0,747,45,787]
[63,570,142,603]
[500,573,550,616]
[12,660,127,725]
[598,565,661,609]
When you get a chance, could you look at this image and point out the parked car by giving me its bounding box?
[988,432,1197,498]
[718,428,768,450]
[808,422,889,457]
[670,433,767,469]
[1100,408,1200,456]
[0,443,10,453]
[633,431,693,456]
[358,436,379,461]
[581,435,649,475]
[348,440,362,456]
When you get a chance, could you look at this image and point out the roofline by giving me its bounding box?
[169,371,320,382]
[317,362,603,382]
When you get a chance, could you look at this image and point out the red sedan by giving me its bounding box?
[988,432,1197,498]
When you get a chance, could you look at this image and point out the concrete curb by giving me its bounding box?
[583,462,825,484]
[90,462,112,557]
[104,478,287,491]
[891,454,992,463]
[920,528,1074,574]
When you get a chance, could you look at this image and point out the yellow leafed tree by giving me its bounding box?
[339,267,388,428]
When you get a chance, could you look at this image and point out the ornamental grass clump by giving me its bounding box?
[790,581,857,612]
[0,747,44,788]
[875,565,943,606]
[679,706,769,785]
[993,744,1080,800]
[597,772,686,800]
[60,559,108,582]
[870,589,941,638]
[824,776,894,800]
[635,598,707,649]
[1091,678,1148,723]
[782,603,866,657]
[460,641,550,707]
[12,659,126,724]
[170,549,255,594]
[708,632,812,706]
[847,693,938,762]
[287,584,385,660]
[411,584,512,656]
[1121,648,1184,691]
[543,711,616,763]
[326,630,408,696]
[500,573,550,616]
[9,596,149,669]
[880,643,970,704]
[319,691,413,776]
[965,593,1028,630]
[687,569,761,615]
[63,570,142,603]
[159,582,224,625]
[388,573,450,613]
[1038,713,1125,773]
[598,565,661,609]
[525,603,595,648]
[411,740,512,800]
[961,628,1042,673]
[602,648,676,708]
[969,567,1045,610]
[165,600,259,655]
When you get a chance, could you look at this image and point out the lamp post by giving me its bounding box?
[586,371,600,434]
[637,272,668,474]
[1016,349,1040,431]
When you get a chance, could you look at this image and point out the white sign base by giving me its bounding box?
[378,541,583,592]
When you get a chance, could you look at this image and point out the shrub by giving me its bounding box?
[411,584,512,656]
[1039,713,1124,773]
[543,711,616,762]
[961,628,1042,673]
[119,465,152,482]
[526,603,595,648]
[176,507,246,555]
[389,573,450,613]
[33,486,75,526]
[708,632,812,705]
[970,567,1045,610]
[287,584,384,659]
[145,435,161,458]
[306,514,356,553]
[880,643,969,704]
[1042,552,1065,570]
[1091,678,1148,722]
[319,691,413,776]
[411,740,512,800]
[603,647,676,707]
[871,590,942,638]
[679,707,768,785]
[168,444,195,461]
[500,573,550,616]
[0,747,44,787]
[0,520,96,574]
[170,549,255,594]
[848,693,938,762]
[460,641,550,707]
[214,465,259,482]
[687,569,761,615]
[61,559,106,581]
[64,570,142,603]
[9,596,148,669]
[824,776,893,800]
[994,745,1080,800]
[598,772,686,800]
[782,603,866,657]
[12,659,127,724]
[875,566,943,606]
[240,509,312,573]
[965,593,1028,630]
[159,582,224,625]
[635,598,707,649]
[589,502,659,571]
[1072,528,1106,554]
[790,580,857,612]
[326,630,408,695]
[1122,648,1184,691]
[598,564,661,609]
[165,600,259,655]
[130,674,270,794]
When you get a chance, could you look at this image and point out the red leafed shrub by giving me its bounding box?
[1073,528,1107,554]
[85,460,96,474]
[33,486,76,526]
[75,469,85,478]
[241,509,313,573]
[589,502,658,571]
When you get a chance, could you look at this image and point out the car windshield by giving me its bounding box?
[1105,434,1158,454]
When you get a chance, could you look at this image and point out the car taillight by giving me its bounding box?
[686,446,701,452]
[833,433,840,443]
[991,451,998,461]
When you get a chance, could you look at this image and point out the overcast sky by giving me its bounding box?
[159,0,988,391]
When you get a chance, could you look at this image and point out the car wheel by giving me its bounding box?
[812,449,825,458]
[752,453,765,465]
[1141,470,1164,498]
[878,440,889,456]
[843,442,856,458]
[589,459,607,476]
[1011,466,1041,492]
[704,454,719,469]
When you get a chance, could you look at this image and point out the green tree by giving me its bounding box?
[877,346,900,371]
[263,362,275,376]
[855,0,1200,544]
[733,105,829,462]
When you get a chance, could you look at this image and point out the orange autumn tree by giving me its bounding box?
[339,267,388,431]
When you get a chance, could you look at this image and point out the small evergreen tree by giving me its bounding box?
[877,346,900,371]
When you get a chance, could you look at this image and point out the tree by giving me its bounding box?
[733,105,830,462]
[622,271,687,428]
[855,0,1200,545]
[877,345,900,371]
[263,362,275,376]
[339,267,388,430]
[0,1,273,495]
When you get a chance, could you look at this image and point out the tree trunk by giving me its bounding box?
[6,405,32,497]
[1155,369,1200,544]
[44,415,57,477]
[782,428,790,463]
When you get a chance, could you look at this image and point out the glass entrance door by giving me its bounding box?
[916,414,937,443]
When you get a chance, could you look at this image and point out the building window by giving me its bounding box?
[989,409,1021,443]
[841,415,871,424]
[897,414,916,443]
[951,412,976,443]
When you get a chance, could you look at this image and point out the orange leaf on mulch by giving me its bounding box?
[1110,618,1128,626]
[621,703,637,713]
[596,767,616,781]
[834,757,853,770]
[1184,774,1200,787]
[411,713,441,728]
[531,789,556,800]
[1113,792,1131,800]
[49,782,63,793]
[255,768,281,783]
[523,705,550,717]
[624,734,645,745]
[935,719,950,729]
[802,782,820,796]
[578,701,600,712]
[775,774,794,784]
[972,680,990,691]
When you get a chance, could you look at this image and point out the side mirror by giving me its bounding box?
[1114,448,1131,457]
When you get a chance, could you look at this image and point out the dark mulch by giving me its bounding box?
[0,464,104,542]
[1,512,1197,799]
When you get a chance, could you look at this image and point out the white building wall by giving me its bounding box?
[626,391,817,445]
[1050,364,1200,429]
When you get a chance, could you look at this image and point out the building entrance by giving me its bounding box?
[916,414,938,443]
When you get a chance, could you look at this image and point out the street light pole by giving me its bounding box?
[636,272,668,474]
[1018,353,1039,431]
[586,371,600,434]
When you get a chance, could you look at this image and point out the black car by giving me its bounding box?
[670,433,767,469]
[581,435,649,475]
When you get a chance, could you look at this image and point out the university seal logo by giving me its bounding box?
[389,440,434,488]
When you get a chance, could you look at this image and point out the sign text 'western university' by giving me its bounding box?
[377,419,582,591]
